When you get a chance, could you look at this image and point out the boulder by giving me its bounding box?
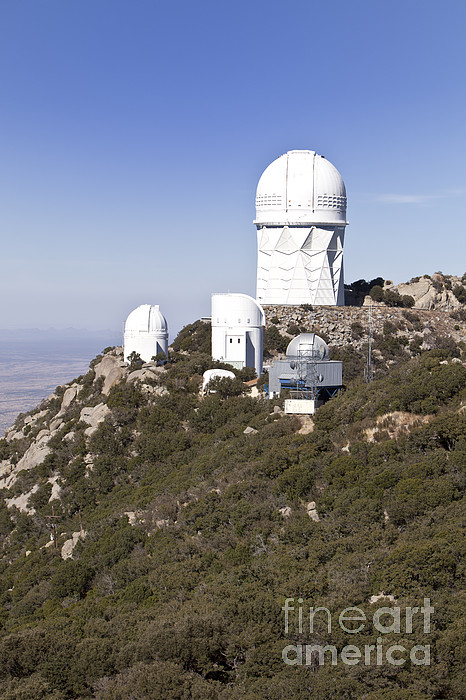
[48,475,62,502]
[94,355,126,395]
[6,484,39,514]
[49,418,64,433]
[127,368,158,384]
[60,385,80,412]
[306,501,320,522]
[80,403,111,437]
[61,531,87,560]
[5,439,52,488]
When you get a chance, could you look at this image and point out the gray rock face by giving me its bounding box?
[127,368,159,383]
[80,403,111,437]
[1,435,52,489]
[61,531,87,560]
[306,501,320,522]
[60,385,80,412]
[391,276,461,311]
[6,484,39,514]
[262,300,465,354]
[94,355,126,395]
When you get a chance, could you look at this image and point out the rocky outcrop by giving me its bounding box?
[0,435,52,490]
[59,384,81,412]
[6,485,39,514]
[94,354,126,395]
[388,274,463,311]
[61,530,87,560]
[306,501,320,522]
[263,303,465,353]
[80,403,111,437]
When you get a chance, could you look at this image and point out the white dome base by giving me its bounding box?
[256,225,345,306]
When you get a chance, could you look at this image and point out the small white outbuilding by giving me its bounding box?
[123,304,168,363]
[211,293,265,377]
[202,369,236,394]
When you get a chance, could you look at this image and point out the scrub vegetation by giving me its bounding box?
[0,325,464,698]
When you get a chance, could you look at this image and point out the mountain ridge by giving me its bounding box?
[0,295,464,698]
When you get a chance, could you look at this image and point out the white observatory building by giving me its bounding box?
[211,293,265,376]
[123,304,168,363]
[254,149,348,306]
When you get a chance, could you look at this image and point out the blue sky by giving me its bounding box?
[1,0,465,337]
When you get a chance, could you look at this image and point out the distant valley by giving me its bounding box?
[0,329,121,434]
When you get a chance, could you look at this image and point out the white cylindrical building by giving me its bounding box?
[254,149,348,305]
[211,293,265,376]
[123,304,168,363]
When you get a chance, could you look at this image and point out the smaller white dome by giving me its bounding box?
[123,304,168,363]
[286,333,330,360]
[124,304,168,335]
[211,293,266,328]
[202,369,236,392]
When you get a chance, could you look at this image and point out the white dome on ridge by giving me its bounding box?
[255,149,347,226]
[124,304,168,334]
[123,304,168,363]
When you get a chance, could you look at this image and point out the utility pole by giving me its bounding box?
[45,504,60,549]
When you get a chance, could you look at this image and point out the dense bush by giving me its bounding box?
[264,325,288,355]
[453,284,466,303]
[171,320,211,354]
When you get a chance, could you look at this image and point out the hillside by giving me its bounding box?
[0,311,464,698]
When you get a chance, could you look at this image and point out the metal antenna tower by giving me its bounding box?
[364,303,374,383]
[291,346,320,400]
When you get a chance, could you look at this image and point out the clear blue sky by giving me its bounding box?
[1,0,465,337]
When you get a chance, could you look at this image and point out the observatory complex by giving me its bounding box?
[122,148,346,413]
[123,304,168,363]
[254,150,348,306]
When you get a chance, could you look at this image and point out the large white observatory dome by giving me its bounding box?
[255,149,347,226]
[254,149,348,306]
[123,304,168,363]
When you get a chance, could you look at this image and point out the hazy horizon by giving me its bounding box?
[1,0,464,335]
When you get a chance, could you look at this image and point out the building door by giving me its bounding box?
[226,335,244,364]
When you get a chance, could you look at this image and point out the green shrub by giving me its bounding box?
[264,325,288,355]
[49,560,95,600]
[369,285,384,302]
[453,285,466,303]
